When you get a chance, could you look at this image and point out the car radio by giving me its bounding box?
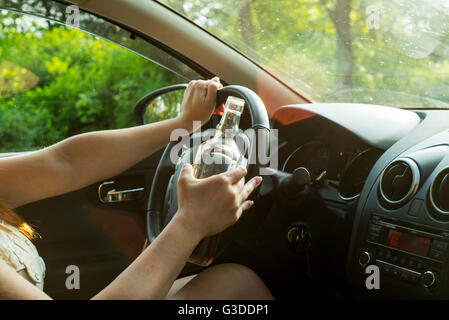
[358,216,449,290]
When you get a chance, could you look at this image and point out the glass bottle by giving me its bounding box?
[189,96,246,266]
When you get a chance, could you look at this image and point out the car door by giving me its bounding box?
[0,0,206,299]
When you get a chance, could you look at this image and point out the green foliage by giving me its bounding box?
[0,24,181,152]
[3,0,449,152]
[162,0,449,107]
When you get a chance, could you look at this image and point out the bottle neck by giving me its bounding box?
[216,109,241,137]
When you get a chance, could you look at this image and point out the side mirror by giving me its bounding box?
[133,84,187,125]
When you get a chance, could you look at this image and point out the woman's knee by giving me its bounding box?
[170,263,273,300]
[218,264,272,298]
[209,263,263,284]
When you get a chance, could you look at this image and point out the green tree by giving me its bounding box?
[0,18,182,152]
[162,0,449,107]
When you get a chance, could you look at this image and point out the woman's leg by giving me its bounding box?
[166,274,197,298]
[166,263,273,300]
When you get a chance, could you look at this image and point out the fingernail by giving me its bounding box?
[249,200,254,207]
[257,176,263,184]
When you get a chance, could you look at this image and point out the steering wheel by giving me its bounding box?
[146,85,270,244]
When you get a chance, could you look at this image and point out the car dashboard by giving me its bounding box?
[281,139,384,202]
[266,103,449,299]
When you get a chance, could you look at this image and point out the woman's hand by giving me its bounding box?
[93,164,263,300]
[173,164,262,241]
[178,77,223,132]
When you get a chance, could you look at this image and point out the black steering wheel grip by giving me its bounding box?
[146,85,270,243]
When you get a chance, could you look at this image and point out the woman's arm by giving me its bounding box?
[0,164,262,300]
[0,258,51,299]
[0,78,221,209]
[94,164,261,300]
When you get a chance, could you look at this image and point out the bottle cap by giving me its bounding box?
[225,96,245,114]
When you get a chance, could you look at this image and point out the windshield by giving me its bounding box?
[159,0,449,109]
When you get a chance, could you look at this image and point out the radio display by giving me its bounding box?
[385,229,431,256]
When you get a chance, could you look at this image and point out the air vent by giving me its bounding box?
[379,158,420,207]
[429,168,449,217]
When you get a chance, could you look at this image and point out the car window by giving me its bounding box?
[0,0,201,153]
[159,0,449,109]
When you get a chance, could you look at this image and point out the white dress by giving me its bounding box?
[0,220,46,290]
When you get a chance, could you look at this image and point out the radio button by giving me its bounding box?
[376,248,385,259]
[429,249,444,261]
[359,251,373,267]
[367,233,380,242]
[408,273,420,283]
[422,271,438,288]
[377,260,394,275]
[367,225,383,243]
[392,268,400,277]
[368,224,383,233]
[416,261,423,271]
[401,270,421,283]
[431,240,448,252]
[377,260,421,283]
[392,255,399,264]
[399,271,408,280]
